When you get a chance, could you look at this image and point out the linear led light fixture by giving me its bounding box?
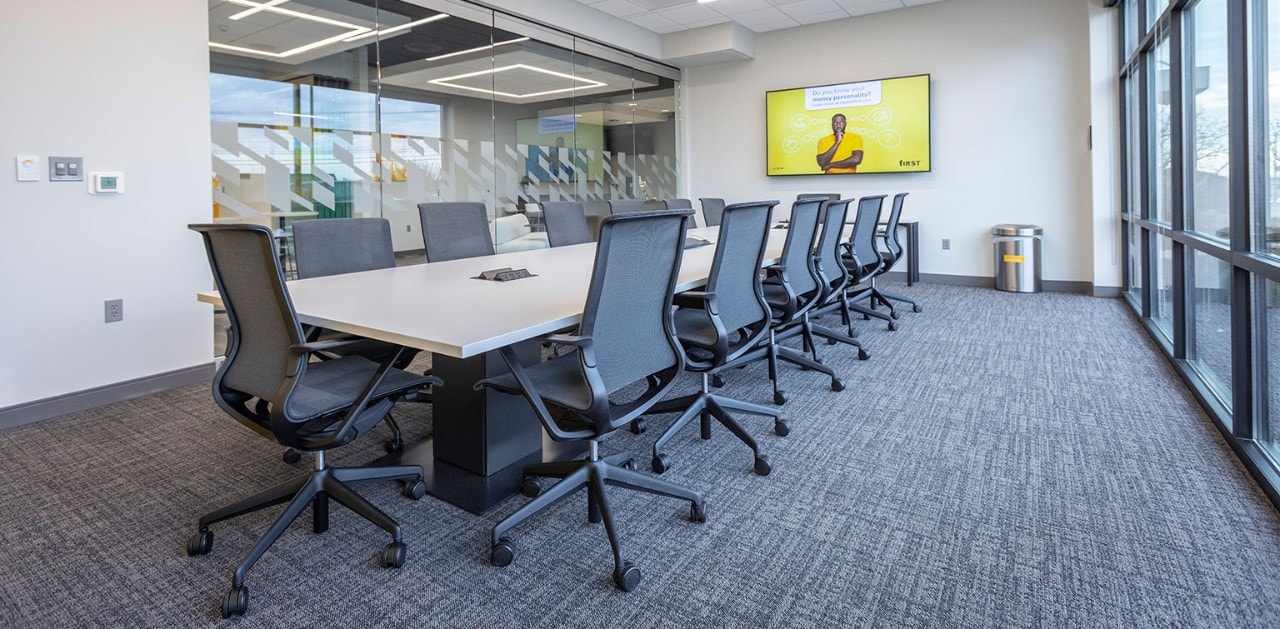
[228,0,290,21]
[213,0,371,58]
[343,14,450,43]
[273,111,328,119]
[223,0,364,30]
[424,37,530,62]
[428,64,606,99]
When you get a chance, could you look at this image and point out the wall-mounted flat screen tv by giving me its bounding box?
[766,74,930,176]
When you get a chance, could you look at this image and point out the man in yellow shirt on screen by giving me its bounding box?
[816,113,863,174]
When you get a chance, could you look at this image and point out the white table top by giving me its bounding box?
[198,224,792,359]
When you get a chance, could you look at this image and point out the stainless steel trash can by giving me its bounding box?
[992,224,1043,293]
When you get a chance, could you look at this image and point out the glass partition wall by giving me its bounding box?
[1119,0,1280,505]
[207,0,679,263]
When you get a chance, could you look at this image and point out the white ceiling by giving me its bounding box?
[571,0,948,34]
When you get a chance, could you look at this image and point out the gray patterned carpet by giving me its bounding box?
[3,282,1279,627]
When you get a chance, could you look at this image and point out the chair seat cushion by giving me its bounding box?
[673,307,719,348]
[761,283,789,308]
[287,355,432,422]
[481,351,594,413]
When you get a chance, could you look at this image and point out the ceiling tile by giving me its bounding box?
[834,0,904,17]
[752,18,803,32]
[794,9,851,24]
[776,0,844,19]
[628,12,685,34]
[592,0,648,18]
[708,0,775,15]
[657,3,725,22]
[630,0,689,10]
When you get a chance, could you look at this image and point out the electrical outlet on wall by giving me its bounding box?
[942,238,951,250]
[105,299,123,323]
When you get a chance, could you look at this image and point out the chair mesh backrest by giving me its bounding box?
[293,218,395,279]
[579,210,690,393]
[541,201,592,247]
[192,224,302,401]
[664,199,696,227]
[417,202,495,262]
[779,199,823,297]
[850,195,887,269]
[708,201,775,333]
[699,198,726,227]
[882,192,909,265]
[608,199,647,215]
[814,199,852,287]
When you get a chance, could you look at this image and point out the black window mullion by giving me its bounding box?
[1226,0,1251,435]
[1171,15,1188,357]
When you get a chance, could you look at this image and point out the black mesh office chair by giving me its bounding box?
[476,209,706,592]
[841,195,896,331]
[663,198,696,227]
[699,197,726,227]
[541,200,593,247]
[719,199,844,405]
[186,224,437,618]
[868,193,922,314]
[292,217,432,459]
[643,200,784,477]
[417,201,495,262]
[608,199,647,215]
[808,199,871,360]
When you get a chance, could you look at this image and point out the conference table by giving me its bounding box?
[198,221,889,514]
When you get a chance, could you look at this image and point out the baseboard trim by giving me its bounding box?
[0,363,215,430]
[884,271,1115,296]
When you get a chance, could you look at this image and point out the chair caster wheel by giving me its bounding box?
[689,501,707,523]
[187,529,213,556]
[826,337,838,345]
[383,541,407,568]
[858,349,870,361]
[862,314,870,321]
[913,304,923,313]
[491,537,515,567]
[774,420,790,437]
[831,378,844,392]
[385,437,404,454]
[890,312,899,320]
[521,478,542,498]
[754,455,773,476]
[620,458,636,471]
[402,480,426,500]
[222,585,248,619]
[773,391,786,405]
[613,561,642,592]
[711,375,725,388]
[888,322,898,331]
[282,448,301,465]
[629,418,646,435]
[652,453,671,474]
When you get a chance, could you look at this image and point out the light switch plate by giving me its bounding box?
[16,155,39,181]
[49,156,83,181]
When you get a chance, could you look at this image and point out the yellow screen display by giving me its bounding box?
[766,74,930,176]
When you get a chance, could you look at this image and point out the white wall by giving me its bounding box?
[1090,1,1123,290]
[0,1,213,408]
[682,0,1099,285]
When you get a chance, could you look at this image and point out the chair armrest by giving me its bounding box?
[290,337,370,354]
[540,333,596,368]
[673,290,717,315]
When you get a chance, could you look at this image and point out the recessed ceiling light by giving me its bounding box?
[228,0,290,21]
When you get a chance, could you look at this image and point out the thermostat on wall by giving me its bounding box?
[89,172,124,194]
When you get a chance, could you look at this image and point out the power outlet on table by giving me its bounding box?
[105,299,124,323]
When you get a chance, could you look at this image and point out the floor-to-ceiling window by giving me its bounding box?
[1120,0,1280,502]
